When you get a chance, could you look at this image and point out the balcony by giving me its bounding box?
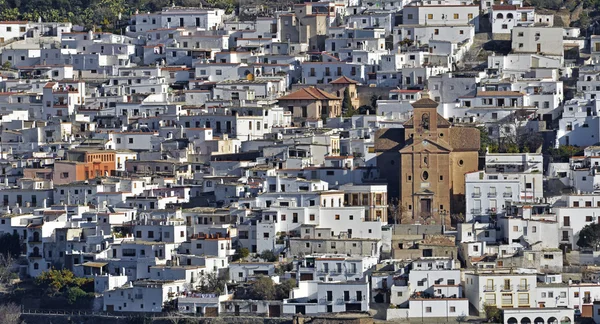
[503,192,512,197]
[488,192,497,198]
[135,294,143,299]
[29,253,42,258]
[517,284,530,291]
[471,209,482,215]
[472,193,481,198]
[483,285,496,292]
[583,296,592,304]
[501,285,513,291]
[28,238,42,244]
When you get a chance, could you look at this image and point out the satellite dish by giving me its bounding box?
[247,73,255,81]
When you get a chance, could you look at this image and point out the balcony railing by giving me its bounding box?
[483,285,496,292]
[472,193,481,198]
[503,192,512,197]
[488,192,497,198]
[501,285,513,291]
[471,209,482,214]
[29,253,42,258]
[583,296,592,304]
[517,284,530,291]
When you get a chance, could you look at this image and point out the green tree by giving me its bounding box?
[342,87,353,112]
[197,272,227,294]
[65,286,88,304]
[35,269,93,296]
[233,247,249,261]
[259,250,277,262]
[275,278,296,300]
[248,276,275,300]
[370,94,380,110]
[478,126,497,154]
[484,304,502,323]
[0,233,22,258]
[577,223,600,249]
[398,38,414,51]
[547,145,581,163]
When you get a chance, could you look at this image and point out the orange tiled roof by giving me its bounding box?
[278,86,340,101]
[329,75,359,85]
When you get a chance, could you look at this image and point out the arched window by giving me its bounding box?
[507,13,514,19]
[34,263,39,270]
[496,13,504,19]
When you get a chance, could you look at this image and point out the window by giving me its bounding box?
[450,306,456,312]
[216,70,222,75]
[427,14,433,19]
[501,293,513,306]
[587,216,593,222]
[453,13,459,19]
[425,307,432,313]
[502,24,508,29]
[128,138,133,144]
[518,293,529,305]
[335,215,340,220]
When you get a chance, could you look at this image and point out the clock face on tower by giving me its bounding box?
[420,112,430,131]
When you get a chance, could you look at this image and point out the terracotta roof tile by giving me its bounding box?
[329,75,359,84]
[492,4,517,10]
[476,91,524,97]
[277,86,340,100]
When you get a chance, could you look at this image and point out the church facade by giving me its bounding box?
[376,96,480,226]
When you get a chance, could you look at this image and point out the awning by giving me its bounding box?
[83,262,108,268]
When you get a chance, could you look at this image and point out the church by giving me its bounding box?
[376,95,480,226]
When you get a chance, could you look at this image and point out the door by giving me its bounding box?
[106,305,114,312]
[345,303,362,311]
[300,273,313,281]
[295,305,306,315]
[235,305,240,316]
[205,307,218,317]
[537,44,541,52]
[420,198,431,218]
[268,305,281,317]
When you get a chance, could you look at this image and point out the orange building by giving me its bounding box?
[53,150,116,185]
